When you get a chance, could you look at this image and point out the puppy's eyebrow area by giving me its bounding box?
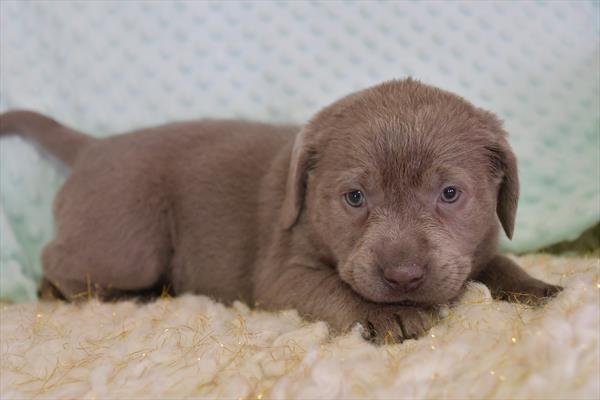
[430,167,474,189]
[334,168,372,189]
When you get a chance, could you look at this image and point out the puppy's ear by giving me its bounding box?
[280,128,317,229]
[487,139,520,239]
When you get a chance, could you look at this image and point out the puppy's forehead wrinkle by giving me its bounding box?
[342,133,425,189]
[321,106,500,193]
[393,145,489,193]
[332,124,490,193]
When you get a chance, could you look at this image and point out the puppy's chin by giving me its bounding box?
[339,258,472,305]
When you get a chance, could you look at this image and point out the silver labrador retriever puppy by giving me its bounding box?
[0,79,561,343]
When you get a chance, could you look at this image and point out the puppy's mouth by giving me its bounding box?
[341,258,471,306]
[378,276,428,303]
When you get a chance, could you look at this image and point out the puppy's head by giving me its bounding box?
[281,79,519,305]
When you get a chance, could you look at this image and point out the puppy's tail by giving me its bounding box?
[0,110,95,166]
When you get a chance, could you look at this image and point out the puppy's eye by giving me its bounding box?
[440,186,460,203]
[345,190,365,207]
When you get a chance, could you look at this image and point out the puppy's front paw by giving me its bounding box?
[350,305,437,345]
[503,280,563,306]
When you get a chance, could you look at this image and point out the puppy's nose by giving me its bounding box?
[382,263,425,291]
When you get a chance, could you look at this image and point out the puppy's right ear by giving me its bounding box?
[280,128,317,229]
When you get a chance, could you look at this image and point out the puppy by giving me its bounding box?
[0,79,561,343]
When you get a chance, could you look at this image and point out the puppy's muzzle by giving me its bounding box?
[375,237,428,292]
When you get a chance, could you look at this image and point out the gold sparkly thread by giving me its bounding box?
[1,255,597,398]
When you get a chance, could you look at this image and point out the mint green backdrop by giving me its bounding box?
[1,1,598,302]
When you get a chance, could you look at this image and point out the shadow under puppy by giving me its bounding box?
[0,79,561,344]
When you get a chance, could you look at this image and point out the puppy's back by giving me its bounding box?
[43,118,298,302]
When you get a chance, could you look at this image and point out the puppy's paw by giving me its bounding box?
[37,278,65,301]
[502,279,563,306]
[351,305,437,345]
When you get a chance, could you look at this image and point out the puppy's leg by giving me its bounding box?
[254,265,437,344]
[37,277,66,301]
[476,255,562,305]
[40,156,172,301]
[42,241,124,301]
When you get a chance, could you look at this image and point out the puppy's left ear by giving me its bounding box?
[487,138,520,239]
[280,128,317,229]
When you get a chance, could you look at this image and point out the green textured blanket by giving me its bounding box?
[1,1,598,302]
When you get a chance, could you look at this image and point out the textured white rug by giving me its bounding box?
[1,255,598,400]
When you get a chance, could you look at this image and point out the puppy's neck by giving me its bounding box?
[469,226,501,278]
[287,217,339,270]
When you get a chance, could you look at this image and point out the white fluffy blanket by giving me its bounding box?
[1,255,598,399]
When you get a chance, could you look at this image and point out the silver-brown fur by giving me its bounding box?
[0,79,561,344]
